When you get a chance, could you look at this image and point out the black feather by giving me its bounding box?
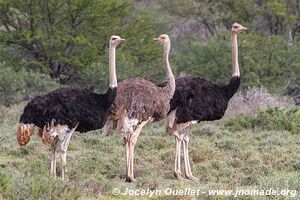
[19,87,117,132]
[160,75,240,124]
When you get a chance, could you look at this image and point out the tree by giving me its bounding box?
[174,31,300,93]
[157,0,300,93]
[0,0,161,85]
[158,0,255,36]
[0,64,59,105]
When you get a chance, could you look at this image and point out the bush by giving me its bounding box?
[225,107,300,134]
[225,87,294,118]
[0,65,59,106]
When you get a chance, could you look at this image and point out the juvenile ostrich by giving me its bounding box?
[164,23,247,180]
[16,35,124,181]
[102,34,175,182]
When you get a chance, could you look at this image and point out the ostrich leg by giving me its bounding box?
[125,118,150,182]
[174,133,182,179]
[60,125,78,182]
[50,138,58,177]
[182,126,197,180]
[173,130,185,179]
[124,135,131,181]
[101,119,113,137]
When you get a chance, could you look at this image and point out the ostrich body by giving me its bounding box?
[16,35,124,181]
[163,23,247,180]
[102,34,175,182]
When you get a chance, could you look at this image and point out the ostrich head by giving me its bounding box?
[153,34,170,47]
[110,35,125,47]
[231,23,247,33]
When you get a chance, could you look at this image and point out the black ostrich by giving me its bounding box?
[163,23,247,180]
[16,35,124,181]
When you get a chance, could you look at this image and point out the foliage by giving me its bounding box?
[0,64,59,106]
[225,107,300,134]
[159,0,256,35]
[157,0,300,93]
[158,0,300,36]
[173,31,300,93]
[0,0,161,85]
[0,0,299,100]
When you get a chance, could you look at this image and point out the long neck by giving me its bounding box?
[231,31,240,77]
[225,31,241,99]
[108,44,117,88]
[163,43,175,96]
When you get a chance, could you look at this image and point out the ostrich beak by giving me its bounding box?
[120,38,125,41]
[241,26,247,30]
[153,38,159,41]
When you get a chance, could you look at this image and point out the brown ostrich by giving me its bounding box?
[162,23,247,180]
[16,35,124,181]
[102,34,175,182]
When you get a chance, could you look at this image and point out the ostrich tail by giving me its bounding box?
[17,123,35,146]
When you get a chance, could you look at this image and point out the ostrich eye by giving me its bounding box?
[161,37,165,39]
[112,38,117,40]
[233,26,238,29]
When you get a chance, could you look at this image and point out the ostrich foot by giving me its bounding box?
[125,176,136,182]
[61,177,69,183]
[173,171,183,180]
[185,174,198,180]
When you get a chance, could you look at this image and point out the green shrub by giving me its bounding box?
[0,65,59,106]
[225,107,300,134]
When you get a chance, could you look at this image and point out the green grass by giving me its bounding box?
[0,105,299,199]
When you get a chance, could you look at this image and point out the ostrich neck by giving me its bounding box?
[109,44,117,88]
[163,44,175,96]
[231,32,240,77]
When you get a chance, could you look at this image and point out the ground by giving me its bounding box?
[0,103,299,200]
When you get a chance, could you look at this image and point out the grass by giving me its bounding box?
[0,103,299,199]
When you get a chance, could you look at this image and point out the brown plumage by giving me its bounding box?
[102,34,175,182]
[110,77,171,122]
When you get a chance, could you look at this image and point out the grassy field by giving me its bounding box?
[0,101,299,200]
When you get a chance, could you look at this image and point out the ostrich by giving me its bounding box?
[16,35,124,181]
[163,23,247,180]
[102,34,175,182]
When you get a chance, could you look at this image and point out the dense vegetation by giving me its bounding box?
[0,0,299,105]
